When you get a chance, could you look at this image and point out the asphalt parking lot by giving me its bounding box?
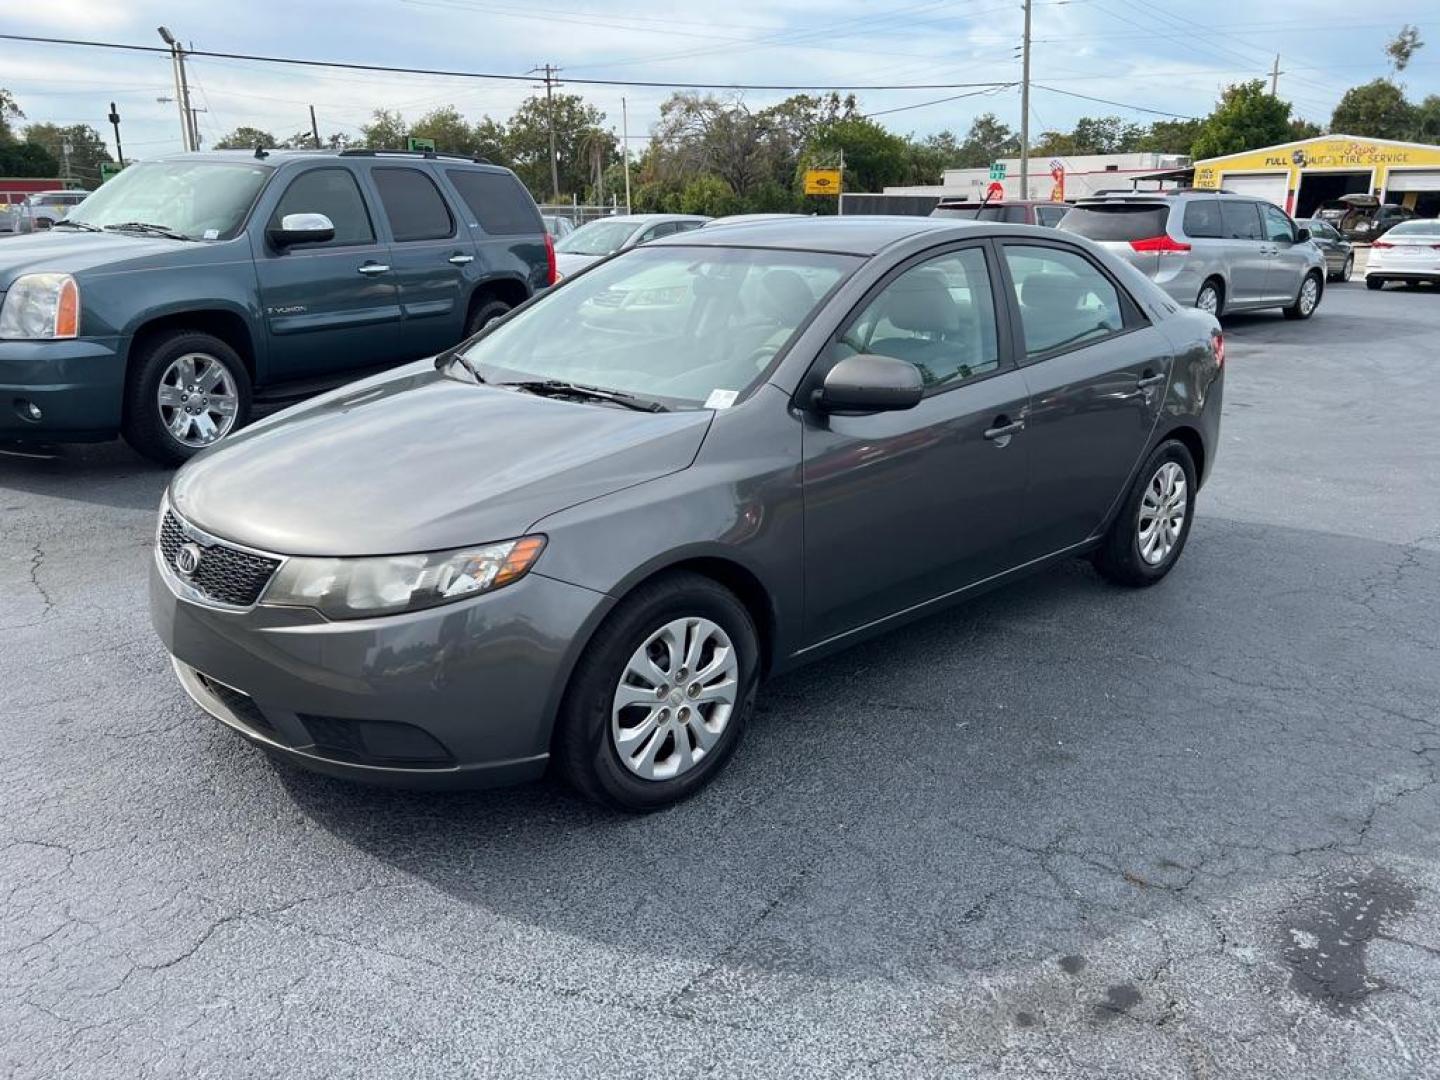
[2,281,1438,1079]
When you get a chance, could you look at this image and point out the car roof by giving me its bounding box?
[650,215,997,255]
[577,213,708,225]
[934,199,1050,207]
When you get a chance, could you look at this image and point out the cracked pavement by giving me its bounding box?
[2,283,1438,1078]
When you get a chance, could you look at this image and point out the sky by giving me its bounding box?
[2,0,1437,166]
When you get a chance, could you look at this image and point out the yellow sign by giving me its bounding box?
[804,168,842,196]
[1192,136,1440,199]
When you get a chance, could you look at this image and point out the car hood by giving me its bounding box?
[169,362,714,557]
[0,229,189,286]
[555,251,604,277]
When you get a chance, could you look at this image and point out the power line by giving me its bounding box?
[1032,84,1197,119]
[863,85,1014,118]
[0,32,1012,92]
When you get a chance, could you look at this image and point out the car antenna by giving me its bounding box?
[254,144,269,160]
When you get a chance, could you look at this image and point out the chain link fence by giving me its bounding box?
[537,198,631,226]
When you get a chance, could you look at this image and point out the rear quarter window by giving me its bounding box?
[1182,200,1223,238]
[445,169,544,235]
[1059,203,1170,242]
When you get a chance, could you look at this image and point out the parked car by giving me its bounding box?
[1316,194,1414,242]
[553,214,709,277]
[541,214,575,240]
[0,204,20,235]
[16,190,87,233]
[932,199,1069,228]
[1364,219,1440,290]
[704,213,809,227]
[151,216,1224,809]
[1296,217,1354,282]
[1059,190,1326,319]
[0,149,553,464]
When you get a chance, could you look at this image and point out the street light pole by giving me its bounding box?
[158,26,198,151]
[1019,0,1032,200]
[622,97,632,214]
[107,102,124,166]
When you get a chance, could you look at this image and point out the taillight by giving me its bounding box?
[1371,241,1393,249]
[1212,331,1224,368]
[1130,234,1191,253]
[544,233,557,286]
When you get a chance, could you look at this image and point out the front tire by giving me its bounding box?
[1284,272,1322,319]
[122,330,252,466]
[1091,440,1197,588]
[553,572,759,811]
[1338,254,1354,282]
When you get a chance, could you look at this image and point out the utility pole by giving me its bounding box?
[309,104,321,149]
[107,101,124,166]
[1269,54,1283,96]
[1019,0,1032,200]
[622,96,632,214]
[157,26,197,151]
[531,63,562,203]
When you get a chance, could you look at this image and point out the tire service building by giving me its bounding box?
[1192,135,1440,218]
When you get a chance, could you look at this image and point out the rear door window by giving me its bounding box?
[1220,200,1263,241]
[372,167,455,242]
[1002,244,1127,360]
[444,169,543,235]
[1261,204,1296,243]
[1058,203,1169,243]
[1182,200,1223,239]
[269,167,375,247]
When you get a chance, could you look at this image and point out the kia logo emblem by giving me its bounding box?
[175,543,203,576]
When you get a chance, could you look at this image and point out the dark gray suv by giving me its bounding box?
[151,217,1224,810]
[1060,191,1326,320]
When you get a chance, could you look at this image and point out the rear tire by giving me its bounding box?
[1195,279,1223,317]
[465,298,512,337]
[1338,254,1354,282]
[122,330,252,467]
[1091,440,1197,588]
[1284,272,1322,319]
[1366,277,1385,291]
[553,572,760,811]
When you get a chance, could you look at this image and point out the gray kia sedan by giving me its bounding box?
[151,217,1224,810]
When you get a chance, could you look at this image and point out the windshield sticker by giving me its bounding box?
[704,389,739,410]
[203,229,219,240]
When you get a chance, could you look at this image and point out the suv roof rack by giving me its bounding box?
[1085,187,1239,198]
[338,148,493,165]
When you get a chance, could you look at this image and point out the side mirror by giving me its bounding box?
[1295,227,1311,243]
[268,212,335,247]
[814,354,924,414]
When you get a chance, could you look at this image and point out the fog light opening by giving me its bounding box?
[14,398,43,423]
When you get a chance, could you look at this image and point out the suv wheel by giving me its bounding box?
[1337,254,1354,283]
[1284,272,1322,319]
[553,572,759,811]
[466,298,512,336]
[122,330,252,466]
[1196,279,1223,316]
[1091,439,1197,587]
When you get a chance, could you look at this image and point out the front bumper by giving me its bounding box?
[0,337,125,441]
[150,553,613,789]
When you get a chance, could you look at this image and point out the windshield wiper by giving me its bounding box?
[50,219,103,233]
[438,348,485,384]
[102,222,195,241]
[500,379,667,413]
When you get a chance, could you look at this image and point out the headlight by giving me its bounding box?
[0,273,80,339]
[263,535,546,620]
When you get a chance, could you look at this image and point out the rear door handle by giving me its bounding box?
[1135,372,1166,388]
[357,263,390,275]
[448,253,475,265]
[983,417,1025,441]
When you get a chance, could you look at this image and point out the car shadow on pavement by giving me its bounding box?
[270,514,1440,976]
[0,439,169,512]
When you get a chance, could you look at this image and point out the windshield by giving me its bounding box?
[456,245,859,408]
[556,218,643,257]
[1386,220,1440,238]
[66,160,272,240]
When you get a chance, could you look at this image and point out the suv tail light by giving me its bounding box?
[1371,241,1394,249]
[544,232,557,286]
[1130,235,1191,253]
[1212,330,1225,368]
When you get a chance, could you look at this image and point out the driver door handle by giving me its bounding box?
[1135,372,1166,388]
[448,253,475,265]
[357,262,390,276]
[983,417,1026,441]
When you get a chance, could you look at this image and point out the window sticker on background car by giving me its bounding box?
[704,389,739,409]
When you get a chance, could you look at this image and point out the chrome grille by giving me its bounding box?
[159,511,281,607]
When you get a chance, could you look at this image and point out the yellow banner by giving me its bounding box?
[804,168,842,196]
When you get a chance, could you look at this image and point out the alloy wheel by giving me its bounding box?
[157,353,239,447]
[1137,461,1187,567]
[611,616,739,781]
[1196,285,1220,315]
[1299,276,1320,315]
[1341,256,1353,282]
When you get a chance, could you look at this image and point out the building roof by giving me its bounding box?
[1192,133,1440,165]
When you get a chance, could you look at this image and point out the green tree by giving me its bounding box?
[1192,80,1295,159]
[1386,24,1424,74]
[1288,117,1323,141]
[1330,79,1416,139]
[505,93,611,200]
[954,113,1018,168]
[360,109,409,149]
[1414,95,1440,143]
[803,116,928,207]
[0,88,24,143]
[0,141,58,177]
[410,106,477,154]
[1071,116,1144,154]
[1132,118,1203,155]
[214,125,279,150]
[676,174,736,216]
[23,123,113,185]
[472,116,508,163]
